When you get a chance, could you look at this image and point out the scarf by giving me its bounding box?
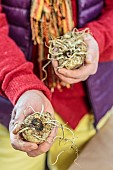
[30,0,74,90]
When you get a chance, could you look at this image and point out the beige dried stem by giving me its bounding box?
[18,105,78,165]
[42,28,90,82]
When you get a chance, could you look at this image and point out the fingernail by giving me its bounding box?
[13,122,22,134]
[31,144,38,150]
[57,68,61,73]
[13,124,20,134]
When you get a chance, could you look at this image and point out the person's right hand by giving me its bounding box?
[9,90,57,157]
[52,34,99,84]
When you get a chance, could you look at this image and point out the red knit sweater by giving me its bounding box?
[0,6,51,104]
[0,0,113,129]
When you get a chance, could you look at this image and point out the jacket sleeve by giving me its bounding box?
[0,6,51,105]
[85,0,113,62]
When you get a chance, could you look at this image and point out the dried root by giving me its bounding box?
[48,28,90,70]
[51,122,78,165]
[18,105,78,165]
[18,106,55,144]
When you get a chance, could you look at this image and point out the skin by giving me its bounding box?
[52,34,99,84]
[9,90,57,157]
[9,34,98,157]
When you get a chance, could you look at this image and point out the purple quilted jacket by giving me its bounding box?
[1,0,113,129]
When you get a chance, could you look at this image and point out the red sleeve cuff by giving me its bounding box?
[5,75,51,105]
[2,63,51,105]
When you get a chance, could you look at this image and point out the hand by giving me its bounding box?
[52,34,99,84]
[9,90,57,157]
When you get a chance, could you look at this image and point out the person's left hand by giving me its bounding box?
[9,90,57,157]
[52,34,99,84]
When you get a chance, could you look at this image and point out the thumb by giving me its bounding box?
[52,60,58,68]
[12,122,23,134]
[85,53,94,64]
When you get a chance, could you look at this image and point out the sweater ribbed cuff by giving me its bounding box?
[4,74,51,105]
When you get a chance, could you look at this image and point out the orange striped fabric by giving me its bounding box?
[30,0,74,87]
[31,0,74,45]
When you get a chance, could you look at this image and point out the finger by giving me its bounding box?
[52,60,60,76]
[27,149,40,157]
[46,127,58,143]
[85,53,94,64]
[10,132,38,152]
[55,71,82,84]
[12,106,35,134]
[52,56,87,80]
[38,128,57,153]
[56,72,81,84]
[83,34,99,64]
[27,141,50,156]
[12,123,23,134]
[82,76,89,81]
[11,108,16,120]
[86,48,99,64]
[27,128,58,157]
[57,63,95,79]
[11,118,25,135]
[9,109,17,132]
[50,127,58,137]
[9,121,23,134]
[52,60,58,68]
